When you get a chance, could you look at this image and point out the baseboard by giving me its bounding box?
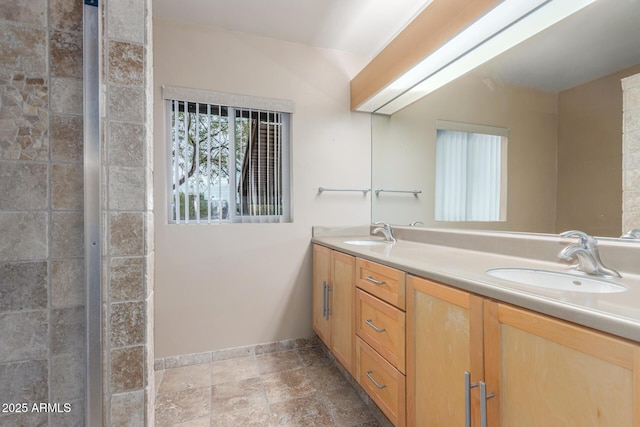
[154,335,318,371]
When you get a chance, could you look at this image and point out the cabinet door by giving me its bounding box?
[312,244,331,346]
[331,250,356,375]
[407,275,484,426]
[484,302,640,427]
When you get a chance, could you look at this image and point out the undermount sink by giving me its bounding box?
[486,268,627,294]
[343,239,390,246]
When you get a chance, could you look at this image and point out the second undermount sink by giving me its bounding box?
[486,268,627,293]
[344,239,391,246]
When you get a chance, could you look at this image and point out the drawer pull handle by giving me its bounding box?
[365,370,387,389]
[365,319,386,333]
[365,276,386,285]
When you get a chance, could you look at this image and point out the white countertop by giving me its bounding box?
[312,235,640,343]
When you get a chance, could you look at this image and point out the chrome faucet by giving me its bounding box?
[558,230,621,278]
[621,228,640,240]
[372,221,396,242]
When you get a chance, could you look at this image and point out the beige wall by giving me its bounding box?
[373,72,559,233]
[153,18,371,358]
[557,65,640,237]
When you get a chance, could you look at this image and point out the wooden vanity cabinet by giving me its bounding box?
[312,244,356,375]
[314,244,640,426]
[356,289,406,373]
[406,275,484,426]
[312,245,332,345]
[484,302,640,427]
[357,336,406,426]
[356,258,406,310]
[407,274,640,426]
[355,258,407,426]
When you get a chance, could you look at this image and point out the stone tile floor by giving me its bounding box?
[155,345,383,426]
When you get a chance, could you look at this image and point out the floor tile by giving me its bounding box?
[171,417,210,427]
[320,386,377,426]
[155,369,164,394]
[262,368,316,404]
[270,396,335,427]
[256,350,302,375]
[306,363,351,393]
[211,355,259,385]
[155,387,211,427]
[296,345,332,367]
[209,406,276,427]
[211,377,268,414]
[155,345,383,427]
[353,421,386,427]
[158,363,211,395]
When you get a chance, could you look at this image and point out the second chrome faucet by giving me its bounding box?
[558,230,621,278]
[372,221,396,243]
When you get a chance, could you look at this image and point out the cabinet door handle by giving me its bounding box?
[365,319,386,333]
[323,281,331,319]
[322,282,327,319]
[365,370,387,389]
[480,381,495,427]
[464,371,478,427]
[365,275,386,285]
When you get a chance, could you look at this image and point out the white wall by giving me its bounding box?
[153,18,372,358]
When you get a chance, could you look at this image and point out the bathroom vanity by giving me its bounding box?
[311,227,640,426]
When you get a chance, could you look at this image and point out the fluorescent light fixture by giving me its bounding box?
[359,0,597,114]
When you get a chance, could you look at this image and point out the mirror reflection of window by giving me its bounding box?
[435,121,508,222]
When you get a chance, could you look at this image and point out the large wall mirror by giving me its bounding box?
[371,0,640,238]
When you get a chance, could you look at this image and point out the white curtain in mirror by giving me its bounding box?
[435,130,502,221]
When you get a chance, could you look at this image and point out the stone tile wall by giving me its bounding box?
[622,73,640,233]
[1,0,154,425]
[0,0,86,425]
[102,0,154,425]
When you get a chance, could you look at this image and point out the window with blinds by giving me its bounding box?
[434,121,508,222]
[167,98,291,224]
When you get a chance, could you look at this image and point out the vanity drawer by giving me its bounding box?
[356,258,406,309]
[356,289,405,373]
[356,337,406,427]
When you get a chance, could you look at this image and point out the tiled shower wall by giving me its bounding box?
[0,0,154,425]
[102,0,154,425]
[0,0,86,425]
[623,73,640,233]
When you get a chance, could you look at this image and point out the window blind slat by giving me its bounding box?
[169,99,290,224]
[173,100,180,223]
[218,104,223,223]
[206,104,211,223]
[195,103,200,223]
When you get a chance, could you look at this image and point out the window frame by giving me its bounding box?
[434,120,509,222]
[163,86,294,224]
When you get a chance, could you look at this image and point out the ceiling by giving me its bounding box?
[474,0,640,91]
[153,0,431,58]
[153,0,640,94]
